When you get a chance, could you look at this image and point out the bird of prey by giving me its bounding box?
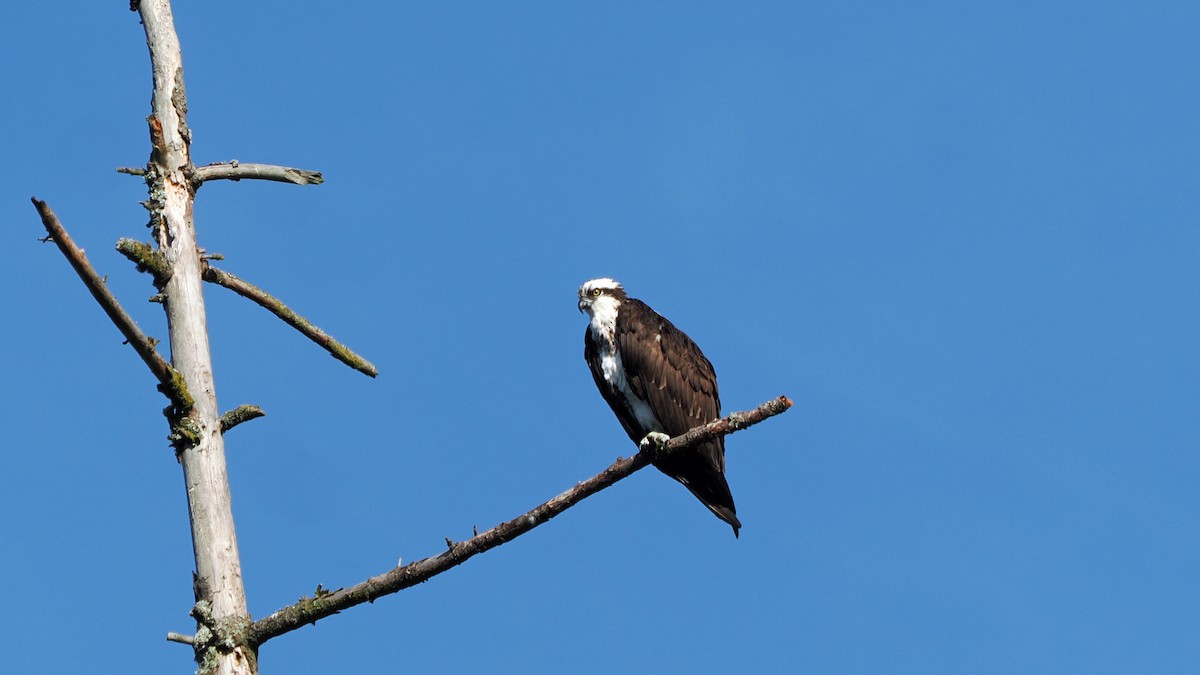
[578,278,740,537]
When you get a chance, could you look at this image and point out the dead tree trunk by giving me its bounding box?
[137,2,253,673]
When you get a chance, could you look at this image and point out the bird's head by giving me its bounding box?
[578,277,627,316]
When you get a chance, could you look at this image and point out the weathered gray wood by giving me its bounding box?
[192,161,325,186]
[137,2,254,674]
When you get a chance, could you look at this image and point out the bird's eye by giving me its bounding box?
[591,288,602,297]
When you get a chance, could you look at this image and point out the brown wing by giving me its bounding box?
[615,299,722,443]
[616,299,740,536]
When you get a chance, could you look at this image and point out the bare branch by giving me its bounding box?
[220,405,266,434]
[247,395,793,647]
[117,166,148,176]
[166,632,195,645]
[31,198,192,411]
[192,162,324,187]
[201,263,378,378]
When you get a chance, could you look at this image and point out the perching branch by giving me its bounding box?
[31,198,192,411]
[191,161,325,187]
[247,395,793,647]
[201,263,378,378]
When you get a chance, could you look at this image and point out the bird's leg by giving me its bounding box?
[638,431,672,461]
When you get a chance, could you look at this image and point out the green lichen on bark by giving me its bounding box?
[140,159,166,236]
[219,405,265,434]
[157,367,194,414]
[169,415,202,452]
[191,601,256,675]
[327,340,378,377]
[116,238,172,287]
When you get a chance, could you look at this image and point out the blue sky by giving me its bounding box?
[3,2,1197,672]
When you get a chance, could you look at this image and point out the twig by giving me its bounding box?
[31,198,192,411]
[248,396,793,647]
[201,263,378,378]
[220,405,266,434]
[117,166,148,176]
[192,162,324,187]
[166,632,195,645]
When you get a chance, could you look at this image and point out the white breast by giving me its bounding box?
[589,306,662,433]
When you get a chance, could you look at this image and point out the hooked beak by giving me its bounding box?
[577,298,587,313]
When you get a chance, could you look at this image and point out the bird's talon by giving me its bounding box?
[638,432,671,458]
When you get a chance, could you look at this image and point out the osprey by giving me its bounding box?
[578,278,741,537]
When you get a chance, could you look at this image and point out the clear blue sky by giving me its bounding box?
[3,2,1197,673]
